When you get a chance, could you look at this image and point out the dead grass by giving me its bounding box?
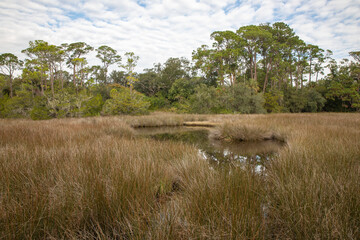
[210,121,285,142]
[0,113,359,239]
[122,112,208,128]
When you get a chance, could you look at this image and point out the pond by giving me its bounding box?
[135,126,285,173]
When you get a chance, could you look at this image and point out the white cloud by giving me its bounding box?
[0,0,359,73]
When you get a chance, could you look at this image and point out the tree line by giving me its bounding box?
[0,22,359,119]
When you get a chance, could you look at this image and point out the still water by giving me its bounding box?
[135,126,284,172]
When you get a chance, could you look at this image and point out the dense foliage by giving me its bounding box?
[0,22,359,119]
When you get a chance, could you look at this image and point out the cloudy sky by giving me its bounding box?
[0,0,359,72]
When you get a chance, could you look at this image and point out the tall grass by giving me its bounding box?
[210,121,286,142]
[210,113,360,239]
[122,112,207,128]
[0,117,207,239]
[0,113,359,239]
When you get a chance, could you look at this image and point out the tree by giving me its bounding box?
[109,70,127,86]
[136,68,161,96]
[307,44,324,83]
[237,25,271,83]
[257,24,275,92]
[349,51,360,63]
[349,51,360,86]
[121,52,139,97]
[96,45,121,84]
[158,57,191,97]
[210,30,243,86]
[53,45,67,90]
[189,84,221,113]
[192,45,219,87]
[102,87,149,115]
[169,78,199,102]
[293,38,308,89]
[322,54,360,111]
[45,44,61,97]
[22,40,59,96]
[21,59,45,97]
[65,42,93,89]
[270,22,297,88]
[0,53,23,97]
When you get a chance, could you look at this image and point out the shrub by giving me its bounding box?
[46,90,73,118]
[0,89,33,118]
[264,90,285,113]
[304,88,326,112]
[284,88,326,113]
[147,93,170,110]
[189,83,266,114]
[102,87,150,115]
[189,84,221,113]
[30,96,51,120]
[82,93,104,117]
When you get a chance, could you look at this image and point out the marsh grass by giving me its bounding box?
[0,113,359,239]
[122,112,207,128]
[210,113,360,239]
[210,122,285,142]
[0,117,206,239]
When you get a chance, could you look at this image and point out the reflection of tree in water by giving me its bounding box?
[148,128,283,173]
[199,147,275,173]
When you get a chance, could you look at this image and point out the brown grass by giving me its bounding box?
[210,121,286,142]
[122,112,208,128]
[0,113,359,239]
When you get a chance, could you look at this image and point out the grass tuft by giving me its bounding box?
[0,113,359,239]
[210,121,286,142]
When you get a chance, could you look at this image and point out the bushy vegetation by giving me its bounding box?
[102,87,150,115]
[1,23,359,119]
[1,113,359,239]
[190,83,266,114]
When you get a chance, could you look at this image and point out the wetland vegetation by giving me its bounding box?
[0,20,359,239]
[1,23,359,119]
[1,113,359,239]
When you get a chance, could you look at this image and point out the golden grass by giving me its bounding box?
[122,112,208,128]
[210,113,360,239]
[210,122,285,142]
[183,121,219,127]
[0,113,359,239]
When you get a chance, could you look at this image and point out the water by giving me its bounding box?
[135,126,284,172]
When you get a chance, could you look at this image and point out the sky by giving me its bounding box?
[0,0,359,72]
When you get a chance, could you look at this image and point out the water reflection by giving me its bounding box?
[135,126,284,172]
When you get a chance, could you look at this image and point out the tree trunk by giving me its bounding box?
[104,67,107,84]
[254,54,257,82]
[263,69,268,93]
[80,67,83,87]
[309,57,312,83]
[40,70,44,96]
[249,49,254,80]
[296,65,300,90]
[73,65,76,87]
[44,71,47,91]
[9,75,13,98]
[219,64,224,86]
[50,64,54,97]
[60,64,64,89]
[301,67,304,89]
[263,59,272,92]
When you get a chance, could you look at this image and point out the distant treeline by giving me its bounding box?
[0,22,359,119]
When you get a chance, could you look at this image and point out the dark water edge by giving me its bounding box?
[135,126,284,172]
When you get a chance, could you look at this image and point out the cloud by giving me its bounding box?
[0,0,359,73]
